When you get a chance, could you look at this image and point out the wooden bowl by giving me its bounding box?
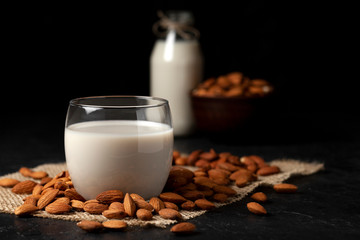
[191,94,273,132]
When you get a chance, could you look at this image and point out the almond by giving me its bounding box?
[45,201,71,214]
[247,202,267,215]
[130,193,144,201]
[14,203,38,216]
[175,157,188,166]
[71,200,85,211]
[64,188,86,201]
[235,175,249,187]
[136,208,153,221]
[83,200,108,214]
[250,192,267,202]
[133,199,154,211]
[12,180,38,194]
[37,189,59,209]
[30,171,48,179]
[109,202,125,212]
[194,199,215,210]
[180,190,205,201]
[249,155,267,168]
[193,177,217,189]
[77,220,103,232]
[195,159,211,170]
[171,222,196,234]
[102,220,127,230]
[181,200,196,210]
[32,184,43,195]
[23,195,41,206]
[208,169,228,180]
[42,178,58,190]
[19,167,33,177]
[168,166,195,181]
[257,166,280,176]
[212,185,236,196]
[96,190,124,204]
[102,209,127,219]
[54,181,69,191]
[187,149,202,165]
[164,202,179,211]
[228,155,241,165]
[158,208,182,220]
[0,178,20,188]
[40,177,53,186]
[53,197,70,205]
[123,193,136,217]
[150,197,168,213]
[229,168,254,181]
[216,162,240,172]
[212,193,228,203]
[159,192,187,204]
[273,183,298,193]
[199,148,218,161]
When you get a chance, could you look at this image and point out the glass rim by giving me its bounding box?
[69,95,169,109]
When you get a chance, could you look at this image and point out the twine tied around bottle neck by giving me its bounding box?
[152,10,200,40]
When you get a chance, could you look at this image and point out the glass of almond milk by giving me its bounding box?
[64,96,173,200]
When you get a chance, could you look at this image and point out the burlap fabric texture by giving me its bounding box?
[0,159,324,228]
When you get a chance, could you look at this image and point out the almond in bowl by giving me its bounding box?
[191,72,274,132]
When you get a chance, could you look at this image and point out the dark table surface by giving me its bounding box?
[1,111,360,240]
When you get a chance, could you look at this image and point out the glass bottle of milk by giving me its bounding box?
[150,11,203,136]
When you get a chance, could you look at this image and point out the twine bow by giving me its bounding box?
[152,10,200,40]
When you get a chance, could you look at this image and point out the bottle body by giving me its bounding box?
[150,36,203,136]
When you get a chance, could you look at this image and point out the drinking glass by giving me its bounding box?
[64,96,173,200]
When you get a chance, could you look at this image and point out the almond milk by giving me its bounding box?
[150,39,203,136]
[64,120,173,200]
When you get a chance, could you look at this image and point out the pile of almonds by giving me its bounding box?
[0,149,298,234]
[192,72,273,98]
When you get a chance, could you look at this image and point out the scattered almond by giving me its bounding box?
[136,208,153,221]
[109,202,125,212]
[11,180,37,194]
[171,222,196,234]
[158,208,182,220]
[247,202,267,215]
[133,199,154,211]
[77,220,103,232]
[159,192,187,204]
[181,200,196,210]
[149,197,165,213]
[102,220,127,230]
[164,202,179,211]
[273,183,298,193]
[123,193,136,217]
[37,188,59,209]
[83,201,108,214]
[64,188,86,201]
[257,166,280,176]
[19,167,33,177]
[251,192,267,202]
[30,171,48,179]
[194,199,215,210]
[70,200,85,211]
[45,201,71,214]
[14,204,38,216]
[0,178,20,188]
[102,209,127,219]
[96,190,124,204]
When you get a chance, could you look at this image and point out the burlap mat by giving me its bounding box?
[0,159,324,228]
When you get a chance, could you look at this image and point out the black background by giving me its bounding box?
[1,2,360,239]
[1,1,358,141]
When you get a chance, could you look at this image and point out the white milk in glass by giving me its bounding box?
[150,38,203,136]
[64,120,173,200]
